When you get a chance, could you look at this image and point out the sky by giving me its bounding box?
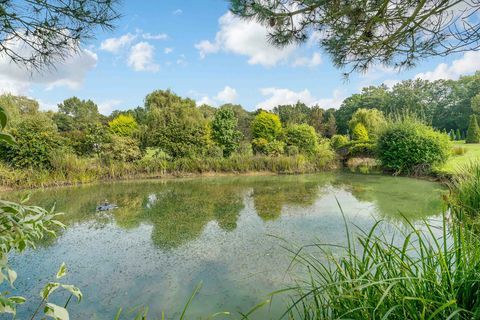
[1,0,480,115]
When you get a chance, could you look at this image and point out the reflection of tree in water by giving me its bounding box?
[331,174,445,221]
[143,182,245,249]
[252,177,330,221]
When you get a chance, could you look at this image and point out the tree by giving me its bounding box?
[109,114,138,137]
[466,115,480,144]
[230,1,480,74]
[284,124,319,155]
[349,108,386,139]
[324,112,337,138]
[309,105,325,134]
[352,123,369,141]
[0,0,119,68]
[219,104,254,141]
[211,108,242,157]
[251,111,282,141]
[456,128,462,141]
[144,90,208,158]
[273,102,310,125]
[57,97,102,131]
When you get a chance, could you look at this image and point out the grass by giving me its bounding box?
[438,141,480,174]
[274,211,480,319]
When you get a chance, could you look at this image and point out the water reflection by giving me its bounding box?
[6,173,446,319]
[8,173,445,250]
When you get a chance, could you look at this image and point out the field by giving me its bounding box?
[438,141,480,174]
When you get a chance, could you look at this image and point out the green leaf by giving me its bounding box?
[44,302,69,320]
[56,263,67,279]
[7,268,17,285]
[61,285,82,302]
[0,107,7,130]
[41,282,60,300]
[0,132,15,145]
[8,296,26,304]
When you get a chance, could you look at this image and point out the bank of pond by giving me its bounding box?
[4,172,448,319]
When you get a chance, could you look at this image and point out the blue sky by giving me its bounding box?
[2,0,480,115]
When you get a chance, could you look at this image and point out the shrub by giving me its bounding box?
[330,134,349,150]
[236,141,253,157]
[452,145,467,156]
[204,145,224,158]
[351,123,369,141]
[251,111,282,141]
[252,138,269,155]
[466,114,480,143]
[101,136,142,162]
[285,145,299,156]
[377,120,451,175]
[108,114,138,137]
[265,140,285,156]
[347,141,376,157]
[0,114,63,169]
[346,157,381,174]
[284,123,318,154]
[348,108,386,139]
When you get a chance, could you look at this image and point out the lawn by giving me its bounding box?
[438,141,480,174]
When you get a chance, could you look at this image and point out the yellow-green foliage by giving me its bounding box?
[284,123,319,154]
[348,108,386,139]
[352,123,369,141]
[108,114,138,137]
[251,111,282,141]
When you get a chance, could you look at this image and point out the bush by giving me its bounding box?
[452,145,467,156]
[377,120,451,175]
[346,157,381,174]
[466,114,480,143]
[351,123,369,141]
[348,108,386,139]
[265,140,285,156]
[252,138,269,155]
[347,141,376,157]
[251,111,282,141]
[204,145,224,158]
[285,145,299,156]
[284,123,318,154]
[330,134,349,149]
[101,136,143,162]
[236,141,253,157]
[0,114,63,169]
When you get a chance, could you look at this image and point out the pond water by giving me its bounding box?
[6,172,445,319]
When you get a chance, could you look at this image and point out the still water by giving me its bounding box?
[6,173,445,319]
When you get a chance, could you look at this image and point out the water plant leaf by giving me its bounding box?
[44,302,69,320]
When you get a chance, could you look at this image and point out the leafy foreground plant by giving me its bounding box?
[276,210,480,319]
[0,199,82,319]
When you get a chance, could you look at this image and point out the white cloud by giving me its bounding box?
[195,40,220,59]
[172,9,183,15]
[127,42,159,72]
[100,33,137,53]
[98,99,123,115]
[164,47,173,54]
[415,51,480,81]
[197,96,216,106]
[215,86,237,103]
[0,46,97,95]
[257,88,345,110]
[195,12,296,66]
[176,54,187,66]
[142,33,168,40]
[293,52,322,67]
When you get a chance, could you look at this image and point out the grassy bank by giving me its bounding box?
[437,141,480,174]
[0,154,338,190]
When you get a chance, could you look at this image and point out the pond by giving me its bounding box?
[6,172,446,319]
